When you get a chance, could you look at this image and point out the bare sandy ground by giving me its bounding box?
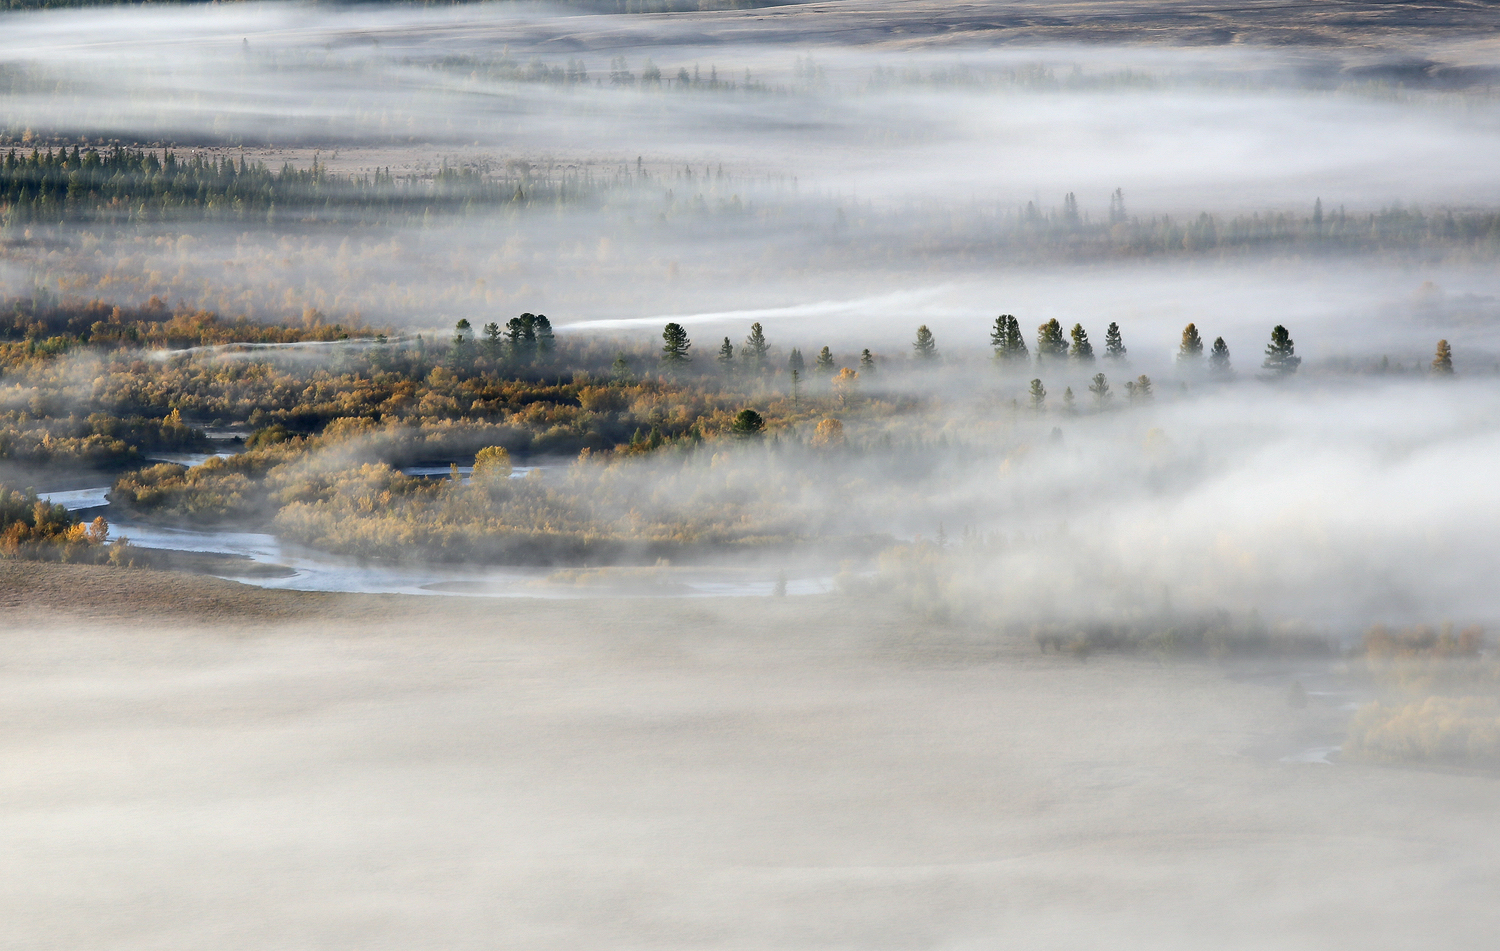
[1,561,1497,949]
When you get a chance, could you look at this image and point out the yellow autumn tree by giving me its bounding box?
[812,417,845,448]
[472,445,513,482]
[831,367,858,408]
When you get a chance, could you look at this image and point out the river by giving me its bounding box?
[38,469,830,598]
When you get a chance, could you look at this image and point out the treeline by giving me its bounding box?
[874,194,1500,261]
[0,147,602,224]
[0,294,370,352]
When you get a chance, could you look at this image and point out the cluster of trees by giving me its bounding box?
[0,294,370,352]
[0,482,114,563]
[0,147,601,223]
[109,411,895,562]
[0,409,202,469]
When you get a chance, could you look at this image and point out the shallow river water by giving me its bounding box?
[38,484,831,599]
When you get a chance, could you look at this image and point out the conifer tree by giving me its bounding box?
[787,348,804,374]
[718,336,735,366]
[533,314,555,355]
[1432,339,1454,375]
[661,322,691,364]
[1004,316,1029,363]
[1134,374,1153,399]
[859,348,876,374]
[815,346,835,373]
[611,353,632,383]
[913,325,937,361]
[1104,321,1127,362]
[506,313,538,361]
[483,321,503,359]
[1262,325,1300,376]
[1177,323,1204,364]
[743,321,770,369]
[1028,378,1046,412]
[1070,324,1094,363]
[1089,372,1111,408]
[1063,386,1075,412]
[1208,336,1232,377]
[1036,319,1067,363]
[730,408,765,437]
[990,315,1010,361]
[450,319,472,369]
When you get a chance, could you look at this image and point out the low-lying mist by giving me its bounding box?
[4,1,1500,347]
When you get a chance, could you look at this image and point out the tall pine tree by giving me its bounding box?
[1104,321,1127,362]
[1208,336,1232,377]
[1036,319,1068,363]
[1262,325,1300,376]
[913,325,937,361]
[661,322,691,364]
[1070,324,1094,363]
[1177,323,1204,364]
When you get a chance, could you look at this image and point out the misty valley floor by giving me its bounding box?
[0,564,1495,949]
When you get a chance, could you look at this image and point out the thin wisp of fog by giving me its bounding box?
[3,2,1500,949]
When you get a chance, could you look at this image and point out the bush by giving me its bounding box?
[1346,697,1500,767]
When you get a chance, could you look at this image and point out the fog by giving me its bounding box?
[4,1,1500,947]
[5,0,1500,344]
[7,601,1499,950]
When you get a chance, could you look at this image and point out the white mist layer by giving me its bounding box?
[913,376,1500,627]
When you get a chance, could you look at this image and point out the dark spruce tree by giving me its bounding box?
[990,315,1009,361]
[1004,316,1029,364]
[533,314,555,356]
[730,408,765,437]
[1104,321,1127,362]
[743,322,770,369]
[718,337,735,366]
[859,348,876,374]
[815,346,835,373]
[1036,319,1068,364]
[661,322,691,364]
[1070,324,1094,363]
[507,313,538,361]
[913,325,937,361]
[450,318,473,370]
[1262,325,1300,376]
[787,348,805,374]
[1208,336,1232,377]
[1028,378,1046,412]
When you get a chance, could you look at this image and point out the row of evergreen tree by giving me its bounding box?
[0,146,597,222]
[643,316,1459,381]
